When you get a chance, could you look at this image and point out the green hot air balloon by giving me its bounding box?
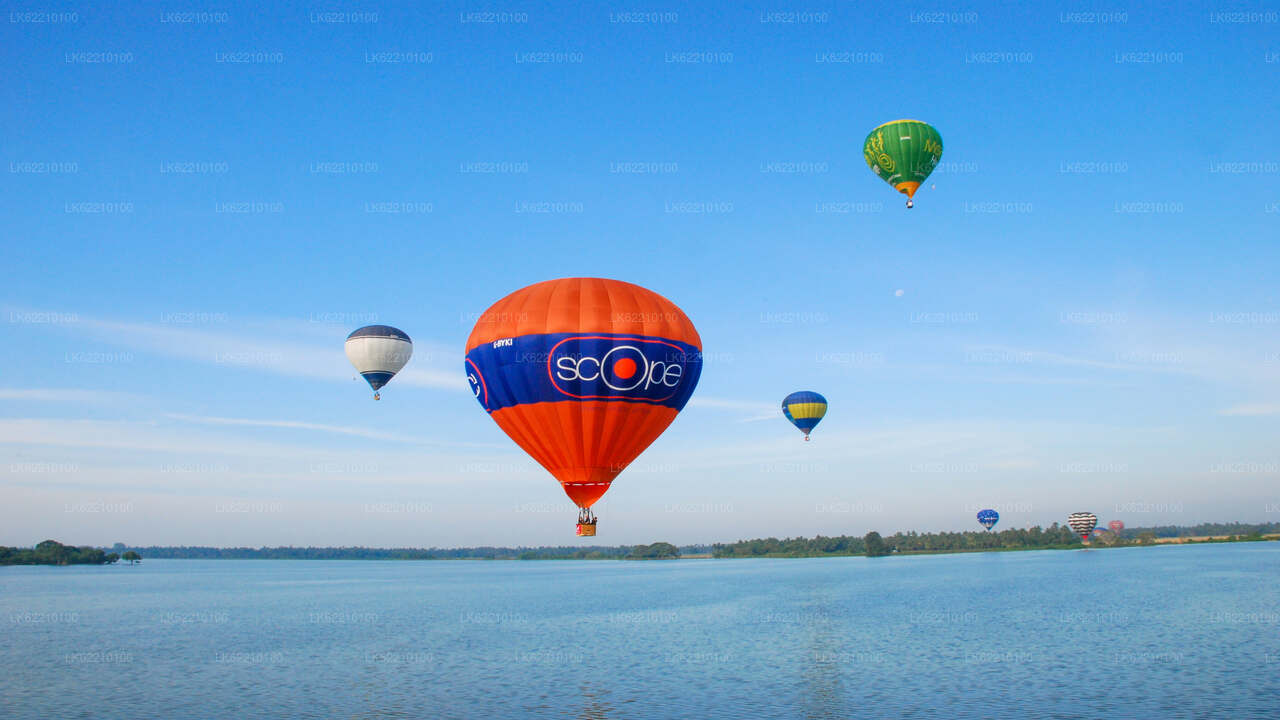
[863,119,943,208]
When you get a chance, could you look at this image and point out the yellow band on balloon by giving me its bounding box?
[787,402,827,420]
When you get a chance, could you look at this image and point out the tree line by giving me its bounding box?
[714,524,1084,558]
[0,540,140,566]
[712,521,1280,559]
[5,522,1274,566]
[106,542,709,561]
[1113,521,1280,539]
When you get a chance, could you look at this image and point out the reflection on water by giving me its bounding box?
[799,583,844,720]
[2,544,1279,719]
[575,682,614,720]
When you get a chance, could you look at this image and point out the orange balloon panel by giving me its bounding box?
[465,278,702,508]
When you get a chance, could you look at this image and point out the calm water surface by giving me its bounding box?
[2,543,1277,719]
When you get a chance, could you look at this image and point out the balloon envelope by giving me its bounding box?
[1108,520,1125,532]
[464,278,702,509]
[345,325,412,393]
[977,509,999,530]
[864,119,943,202]
[1067,512,1098,540]
[782,391,827,438]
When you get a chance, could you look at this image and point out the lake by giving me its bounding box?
[2,543,1277,719]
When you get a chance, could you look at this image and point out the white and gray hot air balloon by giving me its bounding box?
[345,325,412,400]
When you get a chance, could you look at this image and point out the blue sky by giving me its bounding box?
[2,1,1278,546]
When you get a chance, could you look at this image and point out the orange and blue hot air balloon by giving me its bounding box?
[782,391,827,441]
[464,278,702,535]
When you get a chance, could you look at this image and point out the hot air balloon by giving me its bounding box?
[1067,512,1098,544]
[977,509,999,531]
[345,325,413,400]
[863,119,943,208]
[464,278,702,536]
[1108,520,1124,533]
[781,391,827,441]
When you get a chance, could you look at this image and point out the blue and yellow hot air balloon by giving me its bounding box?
[782,391,827,441]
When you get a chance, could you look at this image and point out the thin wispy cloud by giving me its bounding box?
[23,312,468,391]
[1217,404,1280,417]
[0,418,307,456]
[164,413,504,448]
[0,388,140,403]
[0,417,522,482]
[960,344,1190,375]
[688,396,780,422]
[653,422,994,472]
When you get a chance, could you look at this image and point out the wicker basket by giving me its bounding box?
[575,522,597,537]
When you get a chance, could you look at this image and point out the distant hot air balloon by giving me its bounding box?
[345,325,412,400]
[977,509,999,531]
[781,391,827,441]
[863,119,943,208]
[1067,512,1098,544]
[1108,520,1124,533]
[464,278,702,536]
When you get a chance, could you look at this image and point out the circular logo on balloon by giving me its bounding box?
[604,350,641,389]
[549,336,690,402]
[465,358,488,409]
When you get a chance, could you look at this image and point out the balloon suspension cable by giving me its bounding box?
[577,507,597,525]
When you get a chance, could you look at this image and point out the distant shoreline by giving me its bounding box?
[8,538,1272,565]
[8,539,1274,566]
[700,535,1279,560]
[7,524,1276,566]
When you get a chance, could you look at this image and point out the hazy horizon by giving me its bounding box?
[24,516,1275,553]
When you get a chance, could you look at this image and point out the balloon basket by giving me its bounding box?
[575,521,597,537]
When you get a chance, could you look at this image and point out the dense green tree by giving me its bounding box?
[628,542,680,559]
[1,541,109,566]
[34,540,72,565]
[122,551,141,564]
[863,531,890,557]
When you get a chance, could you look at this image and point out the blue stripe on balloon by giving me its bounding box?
[347,325,412,342]
[465,332,702,414]
[360,371,395,390]
[790,417,821,432]
[783,391,827,406]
